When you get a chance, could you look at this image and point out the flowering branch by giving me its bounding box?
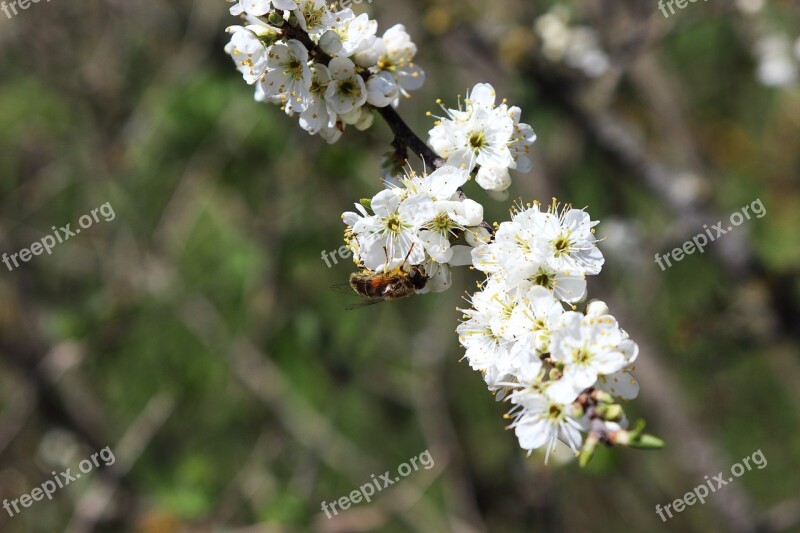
[272,14,444,169]
[224,0,662,466]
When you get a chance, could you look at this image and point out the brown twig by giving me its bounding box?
[280,20,445,170]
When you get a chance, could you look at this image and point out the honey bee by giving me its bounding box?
[334,246,429,310]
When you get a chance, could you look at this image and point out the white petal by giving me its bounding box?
[398,193,436,226]
[371,189,400,216]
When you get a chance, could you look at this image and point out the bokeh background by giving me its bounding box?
[1,0,800,531]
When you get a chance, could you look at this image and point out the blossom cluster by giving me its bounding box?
[342,166,489,293]
[225,0,424,143]
[428,83,537,195]
[224,2,660,464]
[458,202,641,461]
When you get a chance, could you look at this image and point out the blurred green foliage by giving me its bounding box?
[1,0,799,532]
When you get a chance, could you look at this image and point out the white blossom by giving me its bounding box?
[299,64,336,134]
[324,9,378,58]
[225,25,276,85]
[325,57,368,114]
[507,391,585,462]
[366,72,400,108]
[261,39,312,114]
[372,24,425,98]
[229,0,298,17]
[292,0,328,34]
[549,313,632,397]
[429,83,536,192]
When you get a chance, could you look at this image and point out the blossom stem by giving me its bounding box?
[281,23,333,66]
[278,19,444,170]
[374,105,445,170]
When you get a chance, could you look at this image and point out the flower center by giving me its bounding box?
[338,79,359,97]
[547,404,563,420]
[378,56,396,72]
[303,7,324,30]
[469,131,487,151]
[310,74,327,96]
[288,58,304,78]
[386,214,402,233]
[532,268,554,289]
[430,213,453,233]
[553,233,572,256]
[573,346,591,364]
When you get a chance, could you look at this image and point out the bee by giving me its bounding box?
[334,246,428,310]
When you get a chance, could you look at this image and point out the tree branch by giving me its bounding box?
[374,105,445,170]
[279,20,445,170]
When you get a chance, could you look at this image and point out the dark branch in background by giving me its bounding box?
[0,337,108,454]
[280,20,445,170]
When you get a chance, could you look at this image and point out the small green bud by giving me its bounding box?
[628,434,665,450]
[579,434,599,467]
[629,419,646,438]
[268,11,284,26]
[596,404,624,421]
[359,198,372,210]
[611,419,664,449]
[591,390,615,404]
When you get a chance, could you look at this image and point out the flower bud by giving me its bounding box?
[354,108,374,131]
[613,430,665,449]
[318,30,343,56]
[586,300,609,317]
[465,226,492,247]
[591,390,615,404]
[579,434,599,467]
[268,12,285,26]
[319,123,343,144]
[353,39,381,68]
[366,73,399,107]
[453,199,484,227]
[476,166,511,192]
[340,107,362,125]
[596,404,623,421]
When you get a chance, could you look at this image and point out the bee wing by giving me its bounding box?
[345,298,386,311]
[330,282,356,295]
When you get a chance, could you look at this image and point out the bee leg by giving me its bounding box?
[399,242,416,270]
